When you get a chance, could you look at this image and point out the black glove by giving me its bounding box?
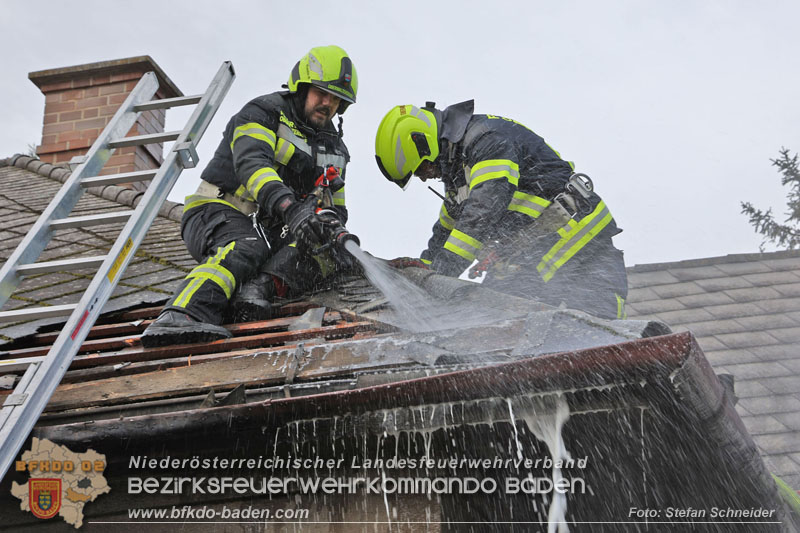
[279,197,325,251]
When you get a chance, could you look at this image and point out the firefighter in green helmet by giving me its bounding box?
[375,100,628,320]
[142,45,359,347]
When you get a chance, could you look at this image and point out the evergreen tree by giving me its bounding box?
[741,148,800,250]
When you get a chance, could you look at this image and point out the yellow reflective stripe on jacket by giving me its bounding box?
[230,123,276,152]
[174,242,236,307]
[233,185,256,203]
[507,191,550,218]
[247,167,281,199]
[444,229,483,261]
[616,294,627,319]
[537,201,613,282]
[183,194,238,213]
[333,187,346,206]
[274,138,295,166]
[439,203,455,230]
[468,159,520,189]
[420,257,432,265]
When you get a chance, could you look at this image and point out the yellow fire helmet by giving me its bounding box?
[374,105,440,190]
[287,45,357,114]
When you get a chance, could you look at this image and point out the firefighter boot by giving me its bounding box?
[229,272,280,322]
[141,310,232,348]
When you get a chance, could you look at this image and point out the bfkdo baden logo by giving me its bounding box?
[11,438,110,528]
[29,478,62,519]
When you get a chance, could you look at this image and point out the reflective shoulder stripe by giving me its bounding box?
[507,191,550,218]
[247,167,282,200]
[537,201,614,282]
[277,124,312,156]
[231,122,276,152]
[420,257,432,265]
[439,203,455,230]
[444,228,483,261]
[333,186,346,206]
[274,138,296,166]
[183,194,239,213]
[468,159,520,189]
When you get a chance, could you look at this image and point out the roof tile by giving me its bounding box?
[705,348,760,366]
[735,314,800,331]
[732,379,775,399]
[627,270,680,288]
[755,297,800,314]
[714,261,773,276]
[694,276,754,292]
[713,331,781,350]
[738,395,800,416]
[666,265,728,281]
[624,298,686,316]
[774,282,800,297]
[644,307,716,326]
[675,291,737,308]
[742,270,800,287]
[752,431,800,454]
[723,361,791,380]
[705,302,769,319]
[761,375,800,395]
[651,281,706,299]
[774,412,800,431]
[740,415,790,435]
[761,256,800,271]
[723,286,783,303]
[752,345,800,362]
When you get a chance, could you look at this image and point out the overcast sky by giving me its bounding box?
[1,0,798,267]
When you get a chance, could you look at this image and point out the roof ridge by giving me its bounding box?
[5,154,183,222]
[629,248,800,272]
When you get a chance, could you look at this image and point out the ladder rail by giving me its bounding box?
[0,74,160,305]
[0,61,235,482]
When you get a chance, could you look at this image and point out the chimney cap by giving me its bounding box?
[28,55,182,98]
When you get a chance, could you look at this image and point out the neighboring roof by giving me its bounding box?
[0,154,190,344]
[627,250,800,491]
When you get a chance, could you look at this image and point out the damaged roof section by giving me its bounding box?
[0,154,192,344]
[627,250,800,491]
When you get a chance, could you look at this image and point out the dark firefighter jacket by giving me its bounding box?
[420,100,621,284]
[187,90,350,240]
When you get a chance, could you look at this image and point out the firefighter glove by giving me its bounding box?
[280,197,325,250]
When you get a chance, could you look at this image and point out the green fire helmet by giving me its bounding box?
[287,45,357,114]
[374,105,440,190]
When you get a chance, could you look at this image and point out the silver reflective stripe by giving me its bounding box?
[190,265,235,296]
[508,195,548,217]
[277,124,312,156]
[542,205,610,271]
[394,136,406,178]
[454,185,470,204]
[446,233,481,258]
[468,163,520,186]
[317,152,347,169]
[275,139,293,165]
[409,106,432,127]
[308,53,323,78]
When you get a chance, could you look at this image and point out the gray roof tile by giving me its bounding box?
[774,282,800,297]
[715,261,773,276]
[627,270,680,288]
[755,297,800,314]
[675,291,737,308]
[752,432,800,455]
[666,265,728,281]
[740,415,791,435]
[704,302,769,319]
[761,375,800,395]
[644,307,716,326]
[684,318,747,337]
[751,345,800,362]
[625,298,686,315]
[712,331,781,350]
[723,286,784,303]
[733,379,775,399]
[738,395,800,416]
[763,454,800,476]
[704,348,759,366]
[735,313,800,331]
[774,412,800,431]
[742,270,800,287]
[761,256,800,271]
[651,281,706,299]
[723,361,792,380]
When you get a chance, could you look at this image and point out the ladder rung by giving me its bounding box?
[17,255,107,276]
[81,170,157,187]
[0,357,45,373]
[108,131,180,148]
[134,94,203,111]
[0,304,77,323]
[51,211,133,230]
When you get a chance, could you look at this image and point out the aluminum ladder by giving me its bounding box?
[0,61,235,480]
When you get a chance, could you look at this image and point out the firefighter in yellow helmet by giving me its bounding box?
[143,45,359,347]
[375,101,628,320]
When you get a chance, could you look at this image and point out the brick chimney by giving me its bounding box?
[28,56,182,184]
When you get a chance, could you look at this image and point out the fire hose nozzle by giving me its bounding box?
[335,230,360,248]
